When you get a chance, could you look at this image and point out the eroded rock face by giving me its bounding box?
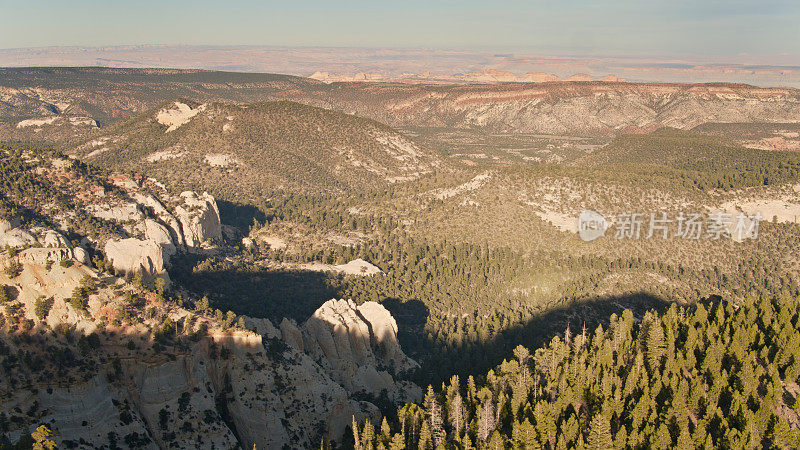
[298,299,421,403]
[21,375,157,449]
[357,301,418,373]
[16,248,74,266]
[144,219,176,257]
[175,191,222,248]
[0,257,418,449]
[130,192,186,247]
[104,238,165,275]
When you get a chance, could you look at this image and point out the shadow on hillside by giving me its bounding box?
[216,199,268,231]
[171,255,679,387]
[379,297,431,360]
[169,258,340,321]
[404,292,675,387]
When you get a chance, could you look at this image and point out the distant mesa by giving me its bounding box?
[308,71,386,83]
[461,69,520,82]
[307,69,622,84]
[519,72,561,82]
[601,74,625,82]
[566,73,593,82]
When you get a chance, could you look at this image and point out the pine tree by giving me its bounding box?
[488,430,504,450]
[478,398,495,442]
[389,433,405,450]
[353,416,361,450]
[418,421,432,450]
[31,425,56,450]
[587,414,613,450]
[361,420,376,450]
[380,417,392,447]
[448,393,465,439]
[427,394,445,448]
[645,320,667,372]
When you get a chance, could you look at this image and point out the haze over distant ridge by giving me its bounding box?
[1,45,799,87]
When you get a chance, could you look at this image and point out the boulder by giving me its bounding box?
[104,238,165,275]
[241,237,255,250]
[72,247,90,264]
[175,192,222,247]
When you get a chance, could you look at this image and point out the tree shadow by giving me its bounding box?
[170,254,680,389]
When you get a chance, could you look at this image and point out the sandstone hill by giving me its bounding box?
[0,67,316,125]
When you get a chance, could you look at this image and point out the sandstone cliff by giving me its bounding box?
[0,253,419,448]
[88,186,223,276]
[277,299,421,404]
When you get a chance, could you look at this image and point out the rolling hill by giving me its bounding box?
[70,99,443,200]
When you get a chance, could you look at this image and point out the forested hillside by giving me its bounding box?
[72,100,443,198]
[355,297,800,449]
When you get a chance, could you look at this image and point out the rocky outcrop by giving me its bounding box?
[0,227,36,248]
[175,191,222,247]
[130,192,186,247]
[143,219,176,257]
[297,299,421,403]
[83,186,223,272]
[0,223,89,266]
[104,238,165,275]
[0,253,418,448]
[40,229,71,248]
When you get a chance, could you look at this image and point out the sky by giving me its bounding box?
[1,0,798,61]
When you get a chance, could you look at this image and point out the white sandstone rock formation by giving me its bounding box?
[155,102,205,132]
[40,229,71,248]
[297,299,421,403]
[144,219,176,257]
[175,191,222,247]
[104,238,165,275]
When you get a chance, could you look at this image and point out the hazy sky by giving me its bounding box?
[1,0,798,60]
